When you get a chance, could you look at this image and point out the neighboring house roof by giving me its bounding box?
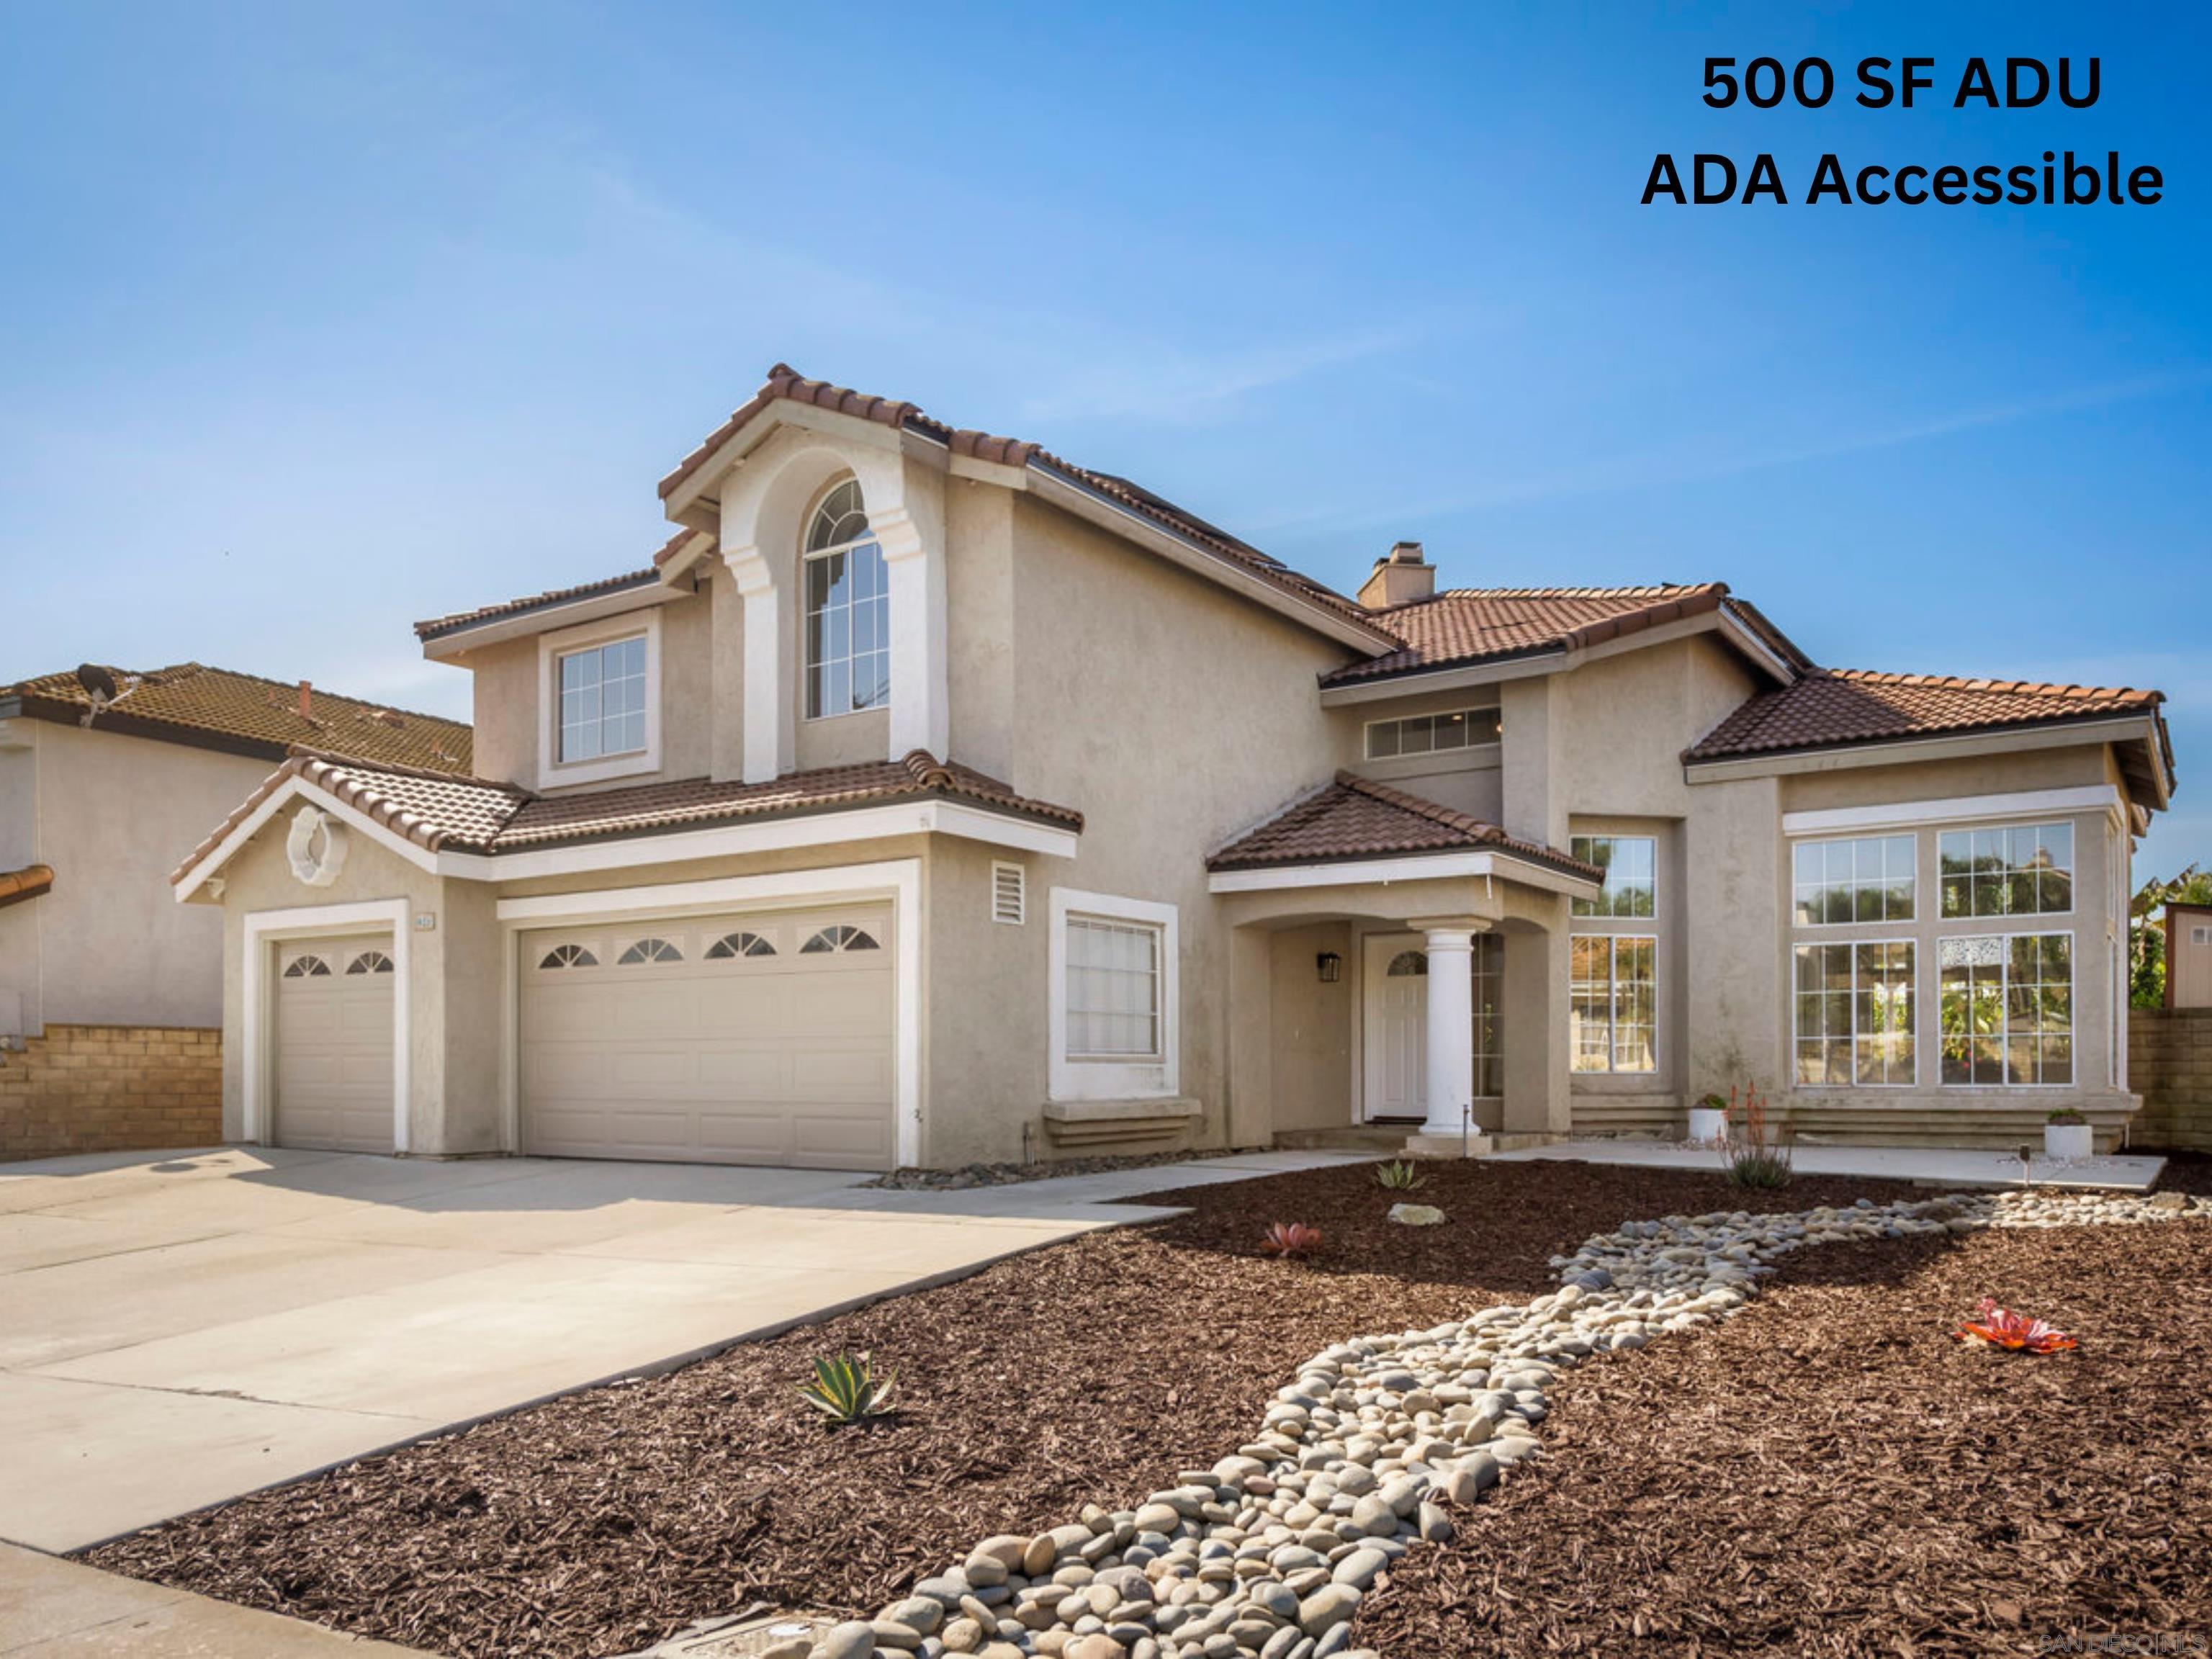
[0,664,472,773]
[1323,583,1807,686]
[173,748,1081,882]
[0,864,54,911]
[1207,770,1600,880]
[653,362,1388,638]
[415,563,665,642]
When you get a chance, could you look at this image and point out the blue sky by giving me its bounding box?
[4,2,2206,868]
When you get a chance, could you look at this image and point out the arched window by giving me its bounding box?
[345,950,395,975]
[800,924,880,954]
[803,477,890,719]
[705,931,776,960]
[283,953,332,978]
[1386,950,1428,977]
[538,943,598,970]
[616,937,683,965]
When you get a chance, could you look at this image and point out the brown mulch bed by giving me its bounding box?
[1363,1157,2212,1657]
[78,1159,1925,1659]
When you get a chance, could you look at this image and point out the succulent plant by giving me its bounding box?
[1372,1159,1426,1191]
[797,1351,899,1425]
[1955,1298,2077,1353]
[1259,1220,1325,1259]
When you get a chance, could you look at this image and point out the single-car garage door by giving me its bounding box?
[519,906,895,1169]
[272,935,397,1154]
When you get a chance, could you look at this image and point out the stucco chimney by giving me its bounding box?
[297,680,313,719]
[1357,540,1435,608]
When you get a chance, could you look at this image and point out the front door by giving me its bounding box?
[1362,934,1427,1120]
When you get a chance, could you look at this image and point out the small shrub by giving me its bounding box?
[1720,1081,1794,1190]
[1260,1221,1325,1259]
[2046,1107,2089,1125]
[797,1351,898,1426]
[1372,1158,1426,1191]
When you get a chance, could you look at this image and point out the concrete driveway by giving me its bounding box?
[0,1145,1352,1555]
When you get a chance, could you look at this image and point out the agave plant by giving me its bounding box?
[1955,1298,2078,1354]
[1259,1221,1325,1259]
[1372,1159,1426,1191]
[797,1351,899,1425]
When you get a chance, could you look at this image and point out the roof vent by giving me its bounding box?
[1357,541,1435,609]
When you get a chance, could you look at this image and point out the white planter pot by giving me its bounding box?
[1687,1107,1728,1144]
[2044,1122,2094,1161]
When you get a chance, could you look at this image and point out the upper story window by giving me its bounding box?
[1938,822,2073,918]
[804,477,891,719]
[558,634,648,763]
[1794,833,1916,925]
[1364,706,1501,760]
[1570,835,1656,919]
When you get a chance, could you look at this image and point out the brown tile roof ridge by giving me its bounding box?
[0,863,55,909]
[1207,770,1599,880]
[1366,581,1724,617]
[1329,769,1509,842]
[1817,666,2162,705]
[415,559,668,640]
[652,364,1385,637]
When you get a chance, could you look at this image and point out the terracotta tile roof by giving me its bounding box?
[1686,669,2167,762]
[0,864,55,910]
[655,364,1385,636]
[1323,584,1741,685]
[174,750,1080,884]
[415,556,673,642]
[1208,771,1600,880]
[1,664,472,773]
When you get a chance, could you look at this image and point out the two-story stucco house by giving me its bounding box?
[171,365,2176,1168]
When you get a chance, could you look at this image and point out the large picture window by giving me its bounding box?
[1570,935,1655,1073]
[1570,836,1655,918]
[804,477,891,719]
[1938,822,2073,919]
[1794,834,1916,926]
[1794,941,1915,1086]
[557,634,647,763]
[1939,932,2073,1086]
[1064,915,1163,1060]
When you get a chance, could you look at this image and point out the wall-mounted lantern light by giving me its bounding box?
[1316,951,1343,984]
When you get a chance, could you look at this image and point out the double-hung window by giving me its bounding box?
[557,634,647,764]
[1568,834,1658,1074]
[1049,889,1179,1102]
[804,477,891,719]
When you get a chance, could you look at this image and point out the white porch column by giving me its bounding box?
[721,543,790,785]
[873,502,949,761]
[1419,922,1482,1136]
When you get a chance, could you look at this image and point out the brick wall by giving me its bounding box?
[2128,1008,2212,1154]
[0,1025,223,1163]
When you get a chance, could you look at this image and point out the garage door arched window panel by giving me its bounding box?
[345,950,395,976]
[283,953,332,979]
[705,930,777,960]
[804,476,891,720]
[616,937,684,966]
[801,923,880,954]
[537,943,598,970]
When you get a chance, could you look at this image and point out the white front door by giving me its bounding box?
[1362,933,1428,1120]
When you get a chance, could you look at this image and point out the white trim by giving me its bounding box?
[495,859,924,1168]
[439,799,1076,882]
[243,898,410,1154]
[1688,717,2159,786]
[537,609,662,788]
[175,775,439,902]
[1048,886,1179,1103]
[1782,785,2125,837]
[1207,849,1598,898]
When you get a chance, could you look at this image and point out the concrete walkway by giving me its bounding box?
[1484,1138,2167,1192]
[0,1541,426,1655]
[0,1145,1360,1555]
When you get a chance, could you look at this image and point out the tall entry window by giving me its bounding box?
[1569,832,1659,1074]
[804,477,891,719]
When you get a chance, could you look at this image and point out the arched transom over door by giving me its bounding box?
[272,935,397,1153]
[518,905,895,1170]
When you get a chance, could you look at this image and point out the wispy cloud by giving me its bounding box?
[1014,325,1422,426]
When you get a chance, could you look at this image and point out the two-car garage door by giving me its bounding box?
[518,906,896,1170]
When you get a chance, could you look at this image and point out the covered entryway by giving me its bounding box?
[271,935,397,1153]
[518,905,895,1169]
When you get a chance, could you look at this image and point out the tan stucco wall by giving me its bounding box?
[0,720,273,1034]
[1343,683,1505,822]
